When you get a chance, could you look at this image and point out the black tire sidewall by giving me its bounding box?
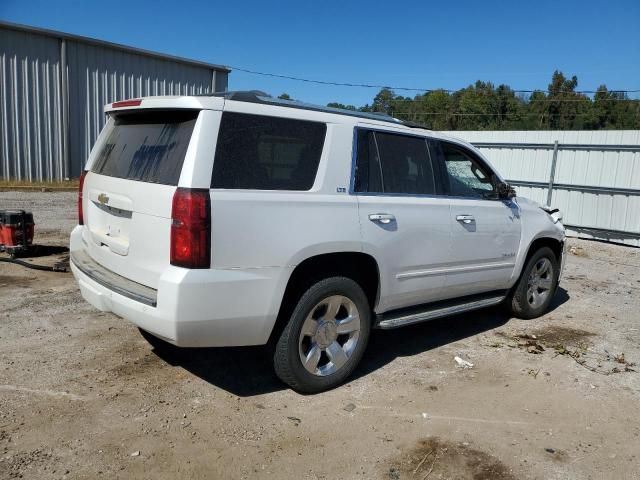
[511,246,559,319]
[275,276,371,393]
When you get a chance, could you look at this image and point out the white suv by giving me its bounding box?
[70,91,565,392]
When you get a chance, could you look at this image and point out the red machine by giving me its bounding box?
[0,210,35,257]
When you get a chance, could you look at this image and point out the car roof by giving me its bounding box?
[104,91,475,146]
[204,90,429,130]
[102,91,498,176]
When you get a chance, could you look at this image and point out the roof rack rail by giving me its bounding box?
[397,119,430,129]
[203,90,428,128]
[209,90,272,102]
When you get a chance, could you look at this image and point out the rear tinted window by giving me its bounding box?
[354,130,382,193]
[354,129,436,195]
[375,132,436,195]
[211,112,326,190]
[91,110,198,185]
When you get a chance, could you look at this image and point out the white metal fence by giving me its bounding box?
[442,130,640,247]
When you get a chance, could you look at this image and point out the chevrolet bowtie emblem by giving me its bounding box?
[98,193,109,204]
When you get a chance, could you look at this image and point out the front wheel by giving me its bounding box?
[273,277,371,393]
[508,246,559,319]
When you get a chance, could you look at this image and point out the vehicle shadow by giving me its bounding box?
[20,244,69,258]
[354,286,569,382]
[153,344,282,397]
[549,286,570,312]
[152,287,570,397]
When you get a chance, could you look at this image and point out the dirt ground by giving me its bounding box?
[1,191,639,480]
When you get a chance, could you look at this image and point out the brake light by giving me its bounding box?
[112,99,142,108]
[78,170,87,225]
[170,188,211,269]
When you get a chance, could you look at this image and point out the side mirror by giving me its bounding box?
[497,182,516,199]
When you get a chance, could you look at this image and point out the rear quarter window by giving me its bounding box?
[211,112,326,190]
[91,110,198,185]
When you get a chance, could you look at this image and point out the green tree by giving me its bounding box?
[544,71,591,129]
[371,88,396,114]
[495,85,526,129]
[411,90,455,130]
[326,71,639,131]
[326,102,357,111]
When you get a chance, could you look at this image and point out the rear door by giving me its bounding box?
[81,109,202,288]
[430,140,522,297]
[354,128,452,313]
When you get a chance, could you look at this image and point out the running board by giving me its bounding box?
[375,293,506,330]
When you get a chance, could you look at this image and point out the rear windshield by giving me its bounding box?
[91,110,198,185]
[211,112,326,190]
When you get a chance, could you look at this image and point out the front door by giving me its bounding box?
[431,140,522,298]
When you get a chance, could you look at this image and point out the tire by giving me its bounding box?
[508,246,559,319]
[273,276,371,393]
[138,328,176,353]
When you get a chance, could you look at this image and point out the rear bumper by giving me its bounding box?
[70,227,290,347]
[71,250,157,306]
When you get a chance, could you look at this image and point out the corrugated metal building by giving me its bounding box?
[443,130,640,246]
[0,21,230,181]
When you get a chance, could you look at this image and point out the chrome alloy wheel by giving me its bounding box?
[526,257,554,308]
[298,295,361,377]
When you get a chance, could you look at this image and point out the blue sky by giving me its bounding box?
[2,0,639,105]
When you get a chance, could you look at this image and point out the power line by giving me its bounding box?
[391,111,638,117]
[389,96,639,103]
[229,65,640,96]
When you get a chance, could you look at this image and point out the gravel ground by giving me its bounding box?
[1,192,639,479]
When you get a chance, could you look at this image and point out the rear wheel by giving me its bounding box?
[509,246,559,319]
[274,276,371,393]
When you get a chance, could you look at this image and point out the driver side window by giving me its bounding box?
[438,142,495,198]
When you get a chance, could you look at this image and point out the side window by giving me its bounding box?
[354,130,382,193]
[438,142,495,198]
[211,112,326,190]
[376,132,436,195]
[354,129,436,195]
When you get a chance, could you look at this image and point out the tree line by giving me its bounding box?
[280,71,640,130]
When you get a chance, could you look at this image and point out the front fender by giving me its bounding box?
[510,199,566,285]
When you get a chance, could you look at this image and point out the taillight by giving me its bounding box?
[112,99,142,108]
[170,188,211,269]
[78,170,87,225]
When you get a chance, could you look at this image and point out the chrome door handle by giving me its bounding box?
[456,214,475,224]
[369,213,395,224]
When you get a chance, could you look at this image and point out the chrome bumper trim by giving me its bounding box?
[71,250,158,307]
